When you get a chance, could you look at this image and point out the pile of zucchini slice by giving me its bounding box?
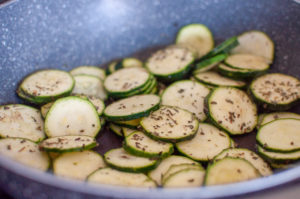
[1,23,300,189]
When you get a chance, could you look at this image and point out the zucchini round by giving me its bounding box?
[257,145,300,164]
[256,118,300,152]
[39,135,97,152]
[140,106,199,143]
[70,66,106,81]
[104,148,159,173]
[161,80,210,121]
[53,150,106,180]
[214,148,272,176]
[0,104,45,142]
[45,96,101,138]
[0,138,50,171]
[123,131,174,158]
[109,123,123,137]
[217,63,257,79]
[206,87,257,135]
[193,53,227,73]
[260,112,300,127]
[176,123,231,161]
[19,69,74,104]
[104,94,160,121]
[250,73,300,110]
[224,54,269,71]
[87,167,156,187]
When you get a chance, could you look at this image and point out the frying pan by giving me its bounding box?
[0,0,300,198]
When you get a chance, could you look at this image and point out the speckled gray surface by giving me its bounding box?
[0,0,300,199]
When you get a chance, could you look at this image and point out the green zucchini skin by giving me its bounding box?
[193,53,227,73]
[257,145,300,164]
[217,63,265,80]
[200,36,239,60]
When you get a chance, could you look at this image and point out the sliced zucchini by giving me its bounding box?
[40,135,97,152]
[157,82,167,96]
[104,148,158,173]
[214,148,272,176]
[193,71,246,88]
[193,53,227,73]
[45,96,101,138]
[53,150,106,180]
[256,118,300,152]
[257,145,300,163]
[256,113,266,129]
[70,66,106,81]
[162,163,204,183]
[104,94,160,121]
[176,24,214,58]
[230,138,237,148]
[231,30,274,63]
[19,69,74,104]
[143,78,158,94]
[224,54,269,72]
[176,123,231,161]
[40,102,54,119]
[250,73,300,110]
[202,36,239,59]
[217,63,257,79]
[0,104,45,142]
[122,127,136,137]
[123,131,174,158]
[72,75,107,101]
[115,118,141,128]
[260,112,300,127]
[104,67,151,96]
[121,58,143,68]
[87,96,105,116]
[87,167,156,188]
[205,157,261,186]
[109,123,123,137]
[161,80,210,121]
[206,87,257,135]
[141,106,199,142]
[100,117,106,126]
[163,168,205,188]
[148,155,200,185]
[106,61,119,75]
[0,138,50,171]
[146,46,194,82]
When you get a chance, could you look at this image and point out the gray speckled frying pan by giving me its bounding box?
[0,0,300,198]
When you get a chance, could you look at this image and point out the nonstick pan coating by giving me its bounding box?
[0,0,300,198]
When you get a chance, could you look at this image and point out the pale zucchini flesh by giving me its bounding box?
[45,96,101,138]
[122,58,143,68]
[0,138,50,171]
[256,113,266,129]
[39,135,97,152]
[122,127,136,137]
[19,70,74,103]
[104,94,160,121]
[260,112,300,126]
[146,46,194,82]
[53,150,105,180]
[194,71,246,88]
[109,123,123,137]
[115,118,141,128]
[257,118,300,152]
[205,157,261,186]
[72,75,107,101]
[225,54,269,71]
[87,96,105,116]
[176,123,231,161]
[207,87,257,135]
[250,73,300,110]
[231,30,274,63]
[104,148,158,173]
[87,167,156,188]
[161,80,210,121]
[70,66,106,81]
[176,24,214,58]
[163,168,205,188]
[124,131,174,158]
[217,63,256,79]
[41,102,54,119]
[0,104,45,142]
[148,155,200,186]
[214,148,272,176]
[141,106,199,142]
[104,67,151,94]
